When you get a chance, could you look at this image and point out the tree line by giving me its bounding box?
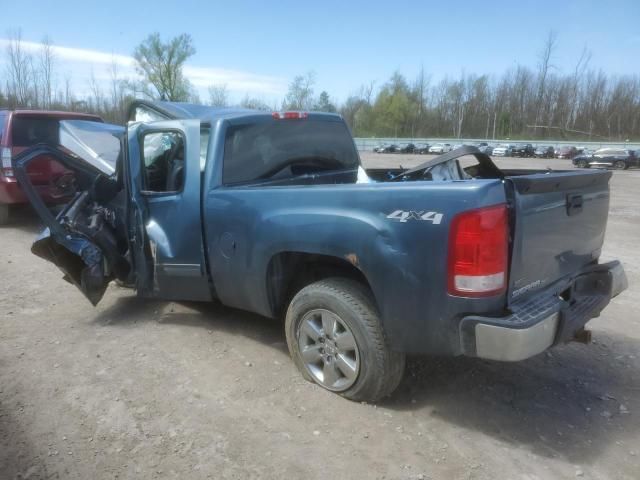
[2,30,639,141]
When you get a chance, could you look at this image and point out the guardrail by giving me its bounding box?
[354,137,640,152]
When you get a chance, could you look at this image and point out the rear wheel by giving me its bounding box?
[0,204,9,225]
[285,278,405,402]
[614,160,627,170]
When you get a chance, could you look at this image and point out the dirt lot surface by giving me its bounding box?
[1,155,639,479]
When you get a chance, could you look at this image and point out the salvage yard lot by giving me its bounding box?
[1,155,639,480]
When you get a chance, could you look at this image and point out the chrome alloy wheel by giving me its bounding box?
[297,309,360,391]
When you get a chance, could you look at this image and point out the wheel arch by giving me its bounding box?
[266,251,377,318]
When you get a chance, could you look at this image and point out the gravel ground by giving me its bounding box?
[1,155,639,480]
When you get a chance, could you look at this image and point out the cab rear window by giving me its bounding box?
[11,116,59,147]
[223,118,359,185]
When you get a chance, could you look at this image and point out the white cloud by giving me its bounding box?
[0,38,134,67]
[0,38,287,99]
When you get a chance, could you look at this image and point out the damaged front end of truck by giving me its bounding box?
[12,120,131,305]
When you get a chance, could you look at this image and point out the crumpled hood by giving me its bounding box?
[59,120,124,175]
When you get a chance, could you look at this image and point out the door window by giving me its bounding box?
[141,131,185,193]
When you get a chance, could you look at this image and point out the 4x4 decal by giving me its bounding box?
[386,210,443,224]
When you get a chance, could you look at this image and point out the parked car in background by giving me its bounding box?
[534,145,555,158]
[0,109,104,224]
[374,143,399,153]
[572,153,593,168]
[476,142,493,154]
[428,143,452,154]
[512,143,535,158]
[556,146,578,159]
[414,143,430,154]
[492,144,512,157]
[382,144,399,153]
[398,143,416,153]
[581,148,640,170]
[373,143,388,153]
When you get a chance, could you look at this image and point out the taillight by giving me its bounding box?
[272,111,308,120]
[447,204,508,297]
[1,147,13,177]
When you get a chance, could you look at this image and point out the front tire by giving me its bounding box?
[614,160,627,170]
[576,159,589,168]
[285,278,405,402]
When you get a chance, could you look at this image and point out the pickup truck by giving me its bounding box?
[512,143,535,158]
[14,100,628,402]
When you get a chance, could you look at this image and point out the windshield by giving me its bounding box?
[59,120,124,174]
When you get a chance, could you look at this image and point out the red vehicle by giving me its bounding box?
[0,110,104,224]
[555,145,578,159]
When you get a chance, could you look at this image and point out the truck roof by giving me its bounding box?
[1,109,103,121]
[127,99,342,123]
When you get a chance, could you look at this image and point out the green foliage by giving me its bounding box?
[314,91,337,112]
[370,73,413,136]
[133,33,196,101]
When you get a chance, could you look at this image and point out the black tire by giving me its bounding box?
[0,204,9,225]
[576,159,589,168]
[285,278,405,402]
[613,160,627,170]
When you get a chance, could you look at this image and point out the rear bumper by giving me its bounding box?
[0,176,27,204]
[459,261,627,361]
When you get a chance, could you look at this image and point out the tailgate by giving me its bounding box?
[506,169,611,304]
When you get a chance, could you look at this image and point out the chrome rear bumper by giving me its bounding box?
[459,261,627,362]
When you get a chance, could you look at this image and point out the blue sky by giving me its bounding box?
[2,0,639,103]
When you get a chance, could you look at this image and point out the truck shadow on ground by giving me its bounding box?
[92,294,639,466]
[388,339,639,465]
[92,294,288,353]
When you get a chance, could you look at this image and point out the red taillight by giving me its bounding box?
[447,204,508,297]
[272,111,308,120]
[1,147,13,177]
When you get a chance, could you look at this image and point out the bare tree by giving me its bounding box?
[5,29,33,106]
[534,30,558,135]
[564,46,591,130]
[239,95,270,110]
[87,68,103,112]
[283,71,316,110]
[39,36,55,108]
[208,84,228,107]
[64,74,73,108]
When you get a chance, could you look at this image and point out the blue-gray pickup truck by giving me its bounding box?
[14,100,628,402]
